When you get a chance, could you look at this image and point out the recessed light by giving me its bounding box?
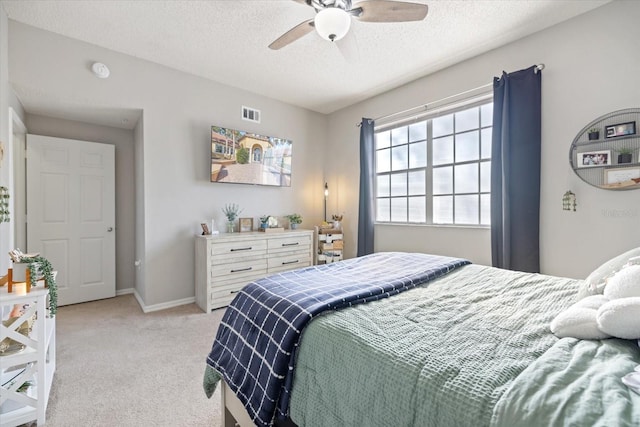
[91,62,110,79]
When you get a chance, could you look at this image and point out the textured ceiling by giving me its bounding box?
[2,0,610,122]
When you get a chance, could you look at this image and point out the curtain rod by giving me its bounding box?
[357,63,545,127]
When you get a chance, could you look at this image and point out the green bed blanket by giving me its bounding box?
[288,264,640,427]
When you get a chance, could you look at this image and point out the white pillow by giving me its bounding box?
[604,265,640,300]
[577,247,640,300]
[550,306,611,340]
[597,297,640,340]
[574,294,609,309]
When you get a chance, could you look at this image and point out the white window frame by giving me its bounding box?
[374,97,493,227]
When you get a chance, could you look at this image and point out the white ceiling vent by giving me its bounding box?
[242,106,261,124]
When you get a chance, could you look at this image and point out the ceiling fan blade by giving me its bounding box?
[336,31,360,62]
[269,19,315,50]
[353,0,428,23]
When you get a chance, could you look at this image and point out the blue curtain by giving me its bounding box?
[491,65,542,273]
[357,118,375,257]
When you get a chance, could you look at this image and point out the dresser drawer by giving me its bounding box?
[210,239,267,261]
[210,293,236,310]
[268,253,311,272]
[210,278,255,301]
[209,271,270,309]
[211,259,268,280]
[268,234,312,254]
[211,270,268,289]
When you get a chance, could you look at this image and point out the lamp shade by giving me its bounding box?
[315,8,351,42]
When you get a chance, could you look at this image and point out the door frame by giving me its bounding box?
[9,107,27,252]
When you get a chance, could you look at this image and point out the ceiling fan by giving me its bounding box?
[269,0,429,50]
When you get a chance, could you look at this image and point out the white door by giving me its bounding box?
[27,135,116,306]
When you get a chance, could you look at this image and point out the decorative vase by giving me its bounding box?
[291,223,299,230]
[11,262,30,282]
[332,221,341,230]
[226,221,234,233]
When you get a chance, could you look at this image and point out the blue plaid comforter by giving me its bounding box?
[205,252,470,427]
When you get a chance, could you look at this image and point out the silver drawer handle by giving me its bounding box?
[282,242,299,247]
[230,247,252,252]
[230,290,240,294]
[282,260,299,265]
[230,267,253,273]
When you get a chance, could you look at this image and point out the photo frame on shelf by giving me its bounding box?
[239,218,254,232]
[200,223,211,235]
[605,121,636,138]
[577,150,611,167]
[604,167,640,184]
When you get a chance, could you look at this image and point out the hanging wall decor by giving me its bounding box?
[0,186,9,223]
[562,190,577,211]
[569,108,640,190]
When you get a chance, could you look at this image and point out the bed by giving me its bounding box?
[204,251,640,427]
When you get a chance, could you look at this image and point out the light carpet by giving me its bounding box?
[44,294,224,426]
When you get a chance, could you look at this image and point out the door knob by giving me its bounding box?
[107,227,114,232]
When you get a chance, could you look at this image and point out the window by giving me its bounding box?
[375,101,493,226]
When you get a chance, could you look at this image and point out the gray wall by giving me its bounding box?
[0,7,9,274]
[8,87,24,119]
[134,116,146,301]
[325,0,640,278]
[9,21,327,307]
[25,114,136,293]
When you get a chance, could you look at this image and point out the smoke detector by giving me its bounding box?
[91,62,110,79]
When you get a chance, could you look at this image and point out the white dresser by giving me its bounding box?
[195,229,314,312]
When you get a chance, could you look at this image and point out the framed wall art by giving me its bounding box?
[605,121,636,138]
[577,150,611,167]
[604,167,640,184]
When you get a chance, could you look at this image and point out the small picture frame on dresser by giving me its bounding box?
[200,223,211,235]
[239,218,253,232]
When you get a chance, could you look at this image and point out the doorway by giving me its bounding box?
[26,134,116,306]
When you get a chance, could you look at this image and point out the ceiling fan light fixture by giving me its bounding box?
[314,7,351,42]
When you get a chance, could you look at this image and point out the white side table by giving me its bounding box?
[0,285,56,426]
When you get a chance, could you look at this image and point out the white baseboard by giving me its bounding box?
[116,287,194,313]
[140,296,196,313]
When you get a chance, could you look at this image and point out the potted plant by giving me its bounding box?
[222,203,242,233]
[23,256,57,316]
[617,147,633,164]
[286,213,303,229]
[259,215,270,230]
[7,250,58,316]
[587,127,600,141]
